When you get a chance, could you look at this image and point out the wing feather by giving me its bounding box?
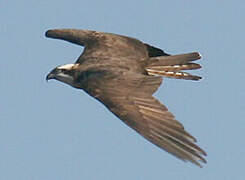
[45,29,148,63]
[83,70,206,167]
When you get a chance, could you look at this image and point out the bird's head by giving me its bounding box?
[46,63,80,88]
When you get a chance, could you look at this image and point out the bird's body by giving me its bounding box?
[46,29,206,167]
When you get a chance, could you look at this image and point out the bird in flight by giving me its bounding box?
[46,29,207,167]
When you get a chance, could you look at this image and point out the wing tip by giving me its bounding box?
[45,29,58,38]
[45,29,54,38]
[45,29,74,38]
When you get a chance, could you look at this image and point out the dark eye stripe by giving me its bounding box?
[60,69,68,73]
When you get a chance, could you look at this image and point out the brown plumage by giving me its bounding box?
[46,29,206,167]
[146,52,202,80]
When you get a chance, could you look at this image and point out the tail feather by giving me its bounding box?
[146,69,201,80]
[148,63,201,71]
[146,52,202,81]
[148,52,201,66]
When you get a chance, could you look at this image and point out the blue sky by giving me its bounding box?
[1,0,245,179]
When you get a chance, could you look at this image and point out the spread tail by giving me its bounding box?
[146,52,202,81]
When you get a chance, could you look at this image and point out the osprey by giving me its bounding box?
[46,29,207,167]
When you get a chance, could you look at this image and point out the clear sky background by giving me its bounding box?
[1,0,244,179]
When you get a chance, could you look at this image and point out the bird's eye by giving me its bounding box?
[60,69,68,73]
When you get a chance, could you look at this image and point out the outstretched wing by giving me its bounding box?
[45,29,148,63]
[82,69,207,167]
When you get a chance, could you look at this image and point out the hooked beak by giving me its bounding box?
[46,69,57,81]
[46,73,54,81]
